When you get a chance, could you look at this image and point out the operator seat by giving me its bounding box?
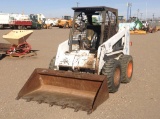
[86,29,98,49]
[79,28,98,51]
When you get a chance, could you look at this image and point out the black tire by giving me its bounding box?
[59,26,63,28]
[43,24,47,29]
[119,55,133,83]
[64,23,69,28]
[0,25,4,29]
[49,56,56,69]
[102,59,121,93]
[21,26,25,29]
[14,26,18,29]
[37,25,41,30]
[0,54,3,60]
[18,25,22,30]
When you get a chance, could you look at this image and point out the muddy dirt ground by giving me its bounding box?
[0,28,160,119]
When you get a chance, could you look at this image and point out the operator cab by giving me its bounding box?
[69,6,118,52]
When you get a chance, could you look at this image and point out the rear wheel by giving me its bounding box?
[102,59,121,93]
[37,25,41,29]
[64,23,69,28]
[119,55,133,83]
[0,25,4,29]
[18,26,21,29]
[0,54,3,60]
[49,56,56,69]
[21,26,26,29]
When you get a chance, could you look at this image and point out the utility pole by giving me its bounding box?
[137,9,139,19]
[152,13,155,20]
[129,3,132,18]
[146,1,148,20]
[127,3,129,21]
[127,2,132,21]
[140,13,143,20]
[76,2,79,7]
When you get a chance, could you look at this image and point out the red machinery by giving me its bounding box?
[10,20,32,29]
[3,30,34,57]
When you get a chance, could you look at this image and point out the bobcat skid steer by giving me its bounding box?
[17,6,133,114]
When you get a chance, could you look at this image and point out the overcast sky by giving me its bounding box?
[0,0,159,19]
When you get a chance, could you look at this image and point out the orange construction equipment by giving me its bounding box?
[58,16,73,28]
[130,30,147,35]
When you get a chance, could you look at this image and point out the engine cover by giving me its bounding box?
[56,50,96,70]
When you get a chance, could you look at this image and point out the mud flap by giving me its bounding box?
[16,68,109,113]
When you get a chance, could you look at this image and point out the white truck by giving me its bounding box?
[10,14,30,20]
[0,13,11,28]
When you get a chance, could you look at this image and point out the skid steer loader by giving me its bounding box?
[17,6,133,114]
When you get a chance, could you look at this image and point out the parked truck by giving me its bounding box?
[0,13,42,29]
[0,13,11,29]
[10,14,41,29]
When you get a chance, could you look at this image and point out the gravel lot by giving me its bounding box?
[0,28,160,119]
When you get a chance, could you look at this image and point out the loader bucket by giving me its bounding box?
[16,68,109,113]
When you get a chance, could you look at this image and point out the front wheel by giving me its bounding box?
[43,24,47,29]
[0,54,3,60]
[101,59,121,93]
